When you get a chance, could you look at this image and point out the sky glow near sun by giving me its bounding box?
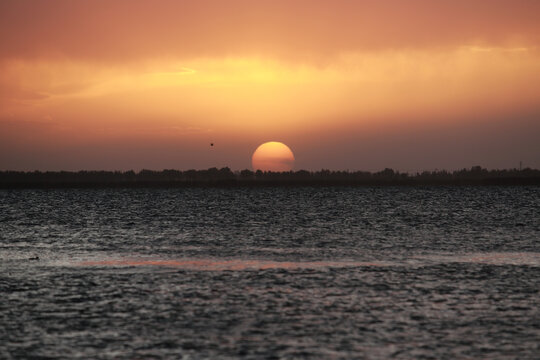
[1,0,539,171]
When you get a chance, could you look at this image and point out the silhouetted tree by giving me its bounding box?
[1,166,539,187]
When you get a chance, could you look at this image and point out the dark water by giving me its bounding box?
[1,187,539,359]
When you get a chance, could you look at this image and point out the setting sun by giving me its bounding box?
[252,142,295,172]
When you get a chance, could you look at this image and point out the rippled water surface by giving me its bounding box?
[1,187,539,359]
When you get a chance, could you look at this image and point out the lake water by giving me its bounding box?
[1,187,539,359]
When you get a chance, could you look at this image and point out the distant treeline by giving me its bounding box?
[1,166,539,188]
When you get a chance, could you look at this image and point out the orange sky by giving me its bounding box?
[1,0,539,171]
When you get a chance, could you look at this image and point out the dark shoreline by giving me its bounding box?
[2,167,539,188]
